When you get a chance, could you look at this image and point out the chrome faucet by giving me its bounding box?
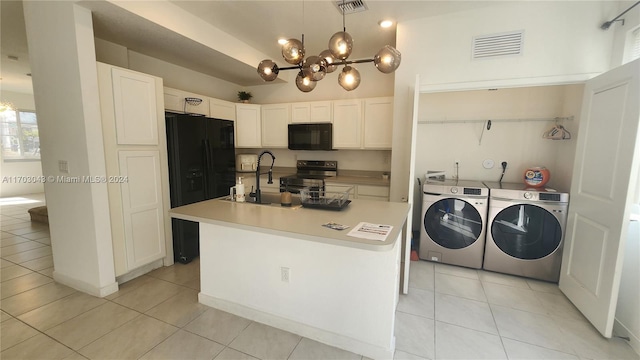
[249,150,276,204]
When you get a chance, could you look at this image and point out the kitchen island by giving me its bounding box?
[170,197,410,359]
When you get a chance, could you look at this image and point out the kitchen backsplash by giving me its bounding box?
[236,149,392,172]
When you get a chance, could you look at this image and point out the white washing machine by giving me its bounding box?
[483,181,569,282]
[419,180,489,269]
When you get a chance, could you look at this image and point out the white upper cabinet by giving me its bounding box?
[163,87,210,116]
[261,104,290,148]
[210,98,236,121]
[112,68,159,145]
[363,97,393,149]
[236,104,262,148]
[291,101,332,123]
[332,99,363,149]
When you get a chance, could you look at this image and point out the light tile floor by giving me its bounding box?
[1,194,638,360]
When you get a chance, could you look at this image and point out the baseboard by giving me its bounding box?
[53,271,118,298]
[198,293,394,360]
[614,318,640,356]
[116,259,164,284]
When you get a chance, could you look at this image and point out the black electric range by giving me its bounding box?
[279,160,337,193]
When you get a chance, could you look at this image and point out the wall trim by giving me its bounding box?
[614,318,640,356]
[115,259,164,284]
[198,293,395,360]
[53,271,118,298]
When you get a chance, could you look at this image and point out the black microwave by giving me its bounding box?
[288,123,333,151]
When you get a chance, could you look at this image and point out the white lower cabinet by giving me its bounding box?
[325,182,389,201]
[356,184,390,201]
[118,151,166,270]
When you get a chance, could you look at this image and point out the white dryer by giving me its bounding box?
[419,180,489,269]
[483,182,569,282]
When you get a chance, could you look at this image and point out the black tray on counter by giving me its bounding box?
[301,199,351,211]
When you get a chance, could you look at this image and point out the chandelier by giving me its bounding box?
[256,1,401,92]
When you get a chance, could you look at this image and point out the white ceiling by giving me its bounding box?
[0,0,500,93]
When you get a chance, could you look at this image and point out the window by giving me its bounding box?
[0,109,40,160]
[624,26,640,64]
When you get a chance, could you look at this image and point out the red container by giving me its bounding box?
[524,167,550,188]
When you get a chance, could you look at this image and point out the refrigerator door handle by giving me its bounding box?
[202,139,210,199]
[204,139,216,199]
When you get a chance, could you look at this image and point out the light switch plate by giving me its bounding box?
[58,160,69,173]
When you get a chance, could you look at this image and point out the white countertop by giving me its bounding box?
[169,197,410,251]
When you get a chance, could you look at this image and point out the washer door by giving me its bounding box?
[491,204,562,259]
[424,198,483,249]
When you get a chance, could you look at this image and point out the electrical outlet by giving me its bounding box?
[280,267,290,283]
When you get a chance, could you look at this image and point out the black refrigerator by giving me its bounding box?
[166,112,236,263]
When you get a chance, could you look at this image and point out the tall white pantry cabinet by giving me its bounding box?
[96,62,172,277]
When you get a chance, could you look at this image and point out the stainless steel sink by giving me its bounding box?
[220,192,302,208]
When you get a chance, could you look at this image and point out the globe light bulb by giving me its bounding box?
[257,59,279,81]
[295,70,316,92]
[319,49,338,73]
[282,39,305,65]
[328,31,353,60]
[303,55,327,81]
[373,45,401,74]
[338,66,360,91]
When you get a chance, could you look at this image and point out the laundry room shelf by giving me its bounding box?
[417,116,574,125]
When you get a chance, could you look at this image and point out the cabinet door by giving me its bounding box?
[118,150,166,271]
[261,104,289,148]
[291,103,310,123]
[309,101,333,123]
[210,98,236,121]
[112,68,159,145]
[163,87,210,116]
[236,104,262,148]
[363,97,393,149]
[291,101,332,123]
[325,183,356,199]
[357,184,390,201]
[332,100,363,149]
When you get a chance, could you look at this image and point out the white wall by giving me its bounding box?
[245,65,394,104]
[391,1,618,202]
[23,2,117,296]
[0,90,44,196]
[415,85,583,189]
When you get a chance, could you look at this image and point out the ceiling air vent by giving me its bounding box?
[335,0,368,14]
[472,30,524,60]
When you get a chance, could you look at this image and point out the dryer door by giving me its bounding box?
[491,204,562,259]
[423,198,483,249]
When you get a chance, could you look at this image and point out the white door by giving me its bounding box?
[559,59,640,337]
